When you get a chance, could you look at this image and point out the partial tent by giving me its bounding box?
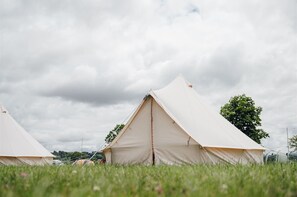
[0,104,54,165]
[103,76,265,165]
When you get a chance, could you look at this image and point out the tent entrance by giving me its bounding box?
[150,97,155,165]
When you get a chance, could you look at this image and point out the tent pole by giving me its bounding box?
[151,98,155,165]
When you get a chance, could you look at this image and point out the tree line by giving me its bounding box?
[51,151,104,163]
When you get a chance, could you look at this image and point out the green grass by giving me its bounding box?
[0,164,296,197]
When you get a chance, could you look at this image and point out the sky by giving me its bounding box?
[0,0,296,153]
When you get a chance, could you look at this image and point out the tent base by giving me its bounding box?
[104,147,264,165]
[0,157,53,165]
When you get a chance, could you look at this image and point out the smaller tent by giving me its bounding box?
[103,76,265,165]
[0,104,54,165]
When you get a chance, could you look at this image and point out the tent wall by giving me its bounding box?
[104,149,112,163]
[153,99,213,164]
[205,148,263,164]
[109,98,153,164]
[0,157,53,165]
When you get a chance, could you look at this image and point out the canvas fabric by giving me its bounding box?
[150,77,264,150]
[103,77,265,165]
[0,157,53,165]
[0,104,54,165]
[110,98,153,164]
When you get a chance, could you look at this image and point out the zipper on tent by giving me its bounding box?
[150,97,155,165]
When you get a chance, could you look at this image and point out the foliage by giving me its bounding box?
[220,94,269,143]
[0,164,296,197]
[288,151,297,161]
[289,135,297,150]
[264,153,278,163]
[105,124,125,143]
[52,151,104,163]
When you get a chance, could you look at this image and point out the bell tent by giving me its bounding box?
[0,104,54,165]
[103,76,265,165]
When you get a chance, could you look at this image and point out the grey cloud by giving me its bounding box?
[56,133,93,143]
[42,81,144,106]
[0,85,10,94]
[196,45,246,88]
[0,0,160,31]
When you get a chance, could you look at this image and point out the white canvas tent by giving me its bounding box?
[0,104,54,165]
[103,76,265,165]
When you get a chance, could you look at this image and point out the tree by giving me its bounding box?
[105,124,125,143]
[70,151,84,161]
[289,135,297,150]
[220,94,269,144]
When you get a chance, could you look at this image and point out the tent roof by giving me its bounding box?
[149,76,265,150]
[0,104,54,157]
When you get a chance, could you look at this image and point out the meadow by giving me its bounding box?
[0,163,296,197]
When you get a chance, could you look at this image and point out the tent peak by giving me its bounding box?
[151,75,193,94]
[0,104,8,114]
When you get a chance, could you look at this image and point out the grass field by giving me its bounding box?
[0,163,296,197]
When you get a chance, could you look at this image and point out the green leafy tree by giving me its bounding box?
[105,124,125,143]
[289,135,297,150]
[220,94,269,144]
[70,151,85,161]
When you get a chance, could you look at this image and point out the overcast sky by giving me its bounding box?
[0,0,296,153]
